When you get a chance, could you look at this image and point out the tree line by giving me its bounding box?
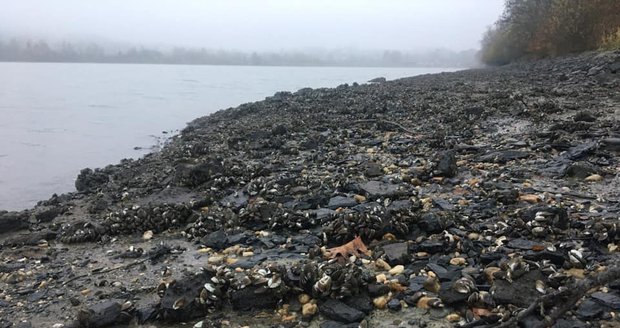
[480,0,620,65]
[0,38,477,67]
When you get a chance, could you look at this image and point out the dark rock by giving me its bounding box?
[478,150,529,163]
[160,273,207,320]
[201,230,228,250]
[13,322,32,328]
[553,318,588,328]
[75,168,109,193]
[591,292,620,310]
[344,294,373,314]
[327,196,358,210]
[363,162,383,177]
[319,299,365,323]
[526,205,569,230]
[367,283,390,297]
[387,298,402,311]
[0,211,29,234]
[360,181,400,198]
[136,304,159,324]
[230,285,281,311]
[507,238,542,251]
[219,192,248,209]
[3,230,57,246]
[381,242,410,265]
[408,276,427,292]
[575,299,604,320]
[565,163,597,179]
[77,301,122,328]
[436,151,457,177]
[418,213,448,234]
[573,111,596,122]
[564,142,597,160]
[32,206,64,223]
[0,319,11,328]
[319,321,359,328]
[271,124,288,136]
[417,240,445,254]
[492,270,544,307]
[439,282,469,305]
[600,138,620,152]
[368,77,386,83]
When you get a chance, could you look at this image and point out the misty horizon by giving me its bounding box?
[0,0,504,54]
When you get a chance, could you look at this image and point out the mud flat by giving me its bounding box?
[1,50,619,328]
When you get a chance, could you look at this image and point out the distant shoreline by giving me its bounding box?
[0,59,471,69]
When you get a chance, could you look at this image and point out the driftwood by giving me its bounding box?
[497,260,620,328]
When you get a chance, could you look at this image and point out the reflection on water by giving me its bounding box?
[0,62,461,210]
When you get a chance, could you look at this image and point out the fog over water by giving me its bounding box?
[0,0,504,52]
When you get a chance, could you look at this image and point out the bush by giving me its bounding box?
[480,0,620,65]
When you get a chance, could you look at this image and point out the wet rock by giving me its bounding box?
[573,111,596,122]
[327,196,358,210]
[360,181,400,198]
[363,162,383,177]
[600,138,620,152]
[0,211,29,234]
[77,301,122,328]
[417,240,445,254]
[507,238,542,251]
[200,230,228,250]
[478,150,529,163]
[553,318,588,328]
[368,77,386,83]
[418,213,448,234]
[381,242,410,265]
[576,299,604,320]
[344,294,374,314]
[387,298,402,311]
[591,292,620,310]
[230,285,281,311]
[320,300,364,324]
[565,163,597,179]
[491,270,545,307]
[367,283,390,297]
[319,321,359,328]
[436,151,457,177]
[75,168,109,193]
[13,322,32,328]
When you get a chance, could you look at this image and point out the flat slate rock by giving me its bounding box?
[591,292,620,310]
[492,270,544,307]
[360,181,400,198]
[319,299,365,323]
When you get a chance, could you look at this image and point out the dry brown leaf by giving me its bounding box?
[326,236,369,259]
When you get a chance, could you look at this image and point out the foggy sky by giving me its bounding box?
[0,0,504,52]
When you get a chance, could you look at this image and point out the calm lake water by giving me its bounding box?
[0,62,460,210]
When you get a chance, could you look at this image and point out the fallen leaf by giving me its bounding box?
[326,236,369,260]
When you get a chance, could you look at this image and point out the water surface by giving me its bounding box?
[0,62,460,210]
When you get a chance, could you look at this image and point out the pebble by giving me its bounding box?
[302,303,318,317]
[388,265,404,275]
[585,174,603,182]
[375,258,391,271]
[142,230,154,240]
[376,273,387,284]
[207,255,224,265]
[298,294,311,305]
[373,296,389,309]
[449,257,466,266]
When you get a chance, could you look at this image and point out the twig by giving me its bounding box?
[530,187,599,200]
[492,260,620,328]
[354,119,416,134]
[62,258,149,286]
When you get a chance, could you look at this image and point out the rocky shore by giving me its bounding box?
[1,50,619,328]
